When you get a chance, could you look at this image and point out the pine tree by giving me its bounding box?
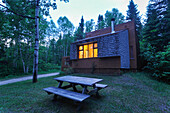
[75,16,85,40]
[143,0,170,51]
[126,0,142,40]
[143,3,159,48]
[80,16,84,35]
[97,14,105,30]
[159,0,170,46]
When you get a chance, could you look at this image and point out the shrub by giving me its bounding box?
[64,66,74,75]
[59,71,66,76]
[141,42,170,81]
[38,59,60,71]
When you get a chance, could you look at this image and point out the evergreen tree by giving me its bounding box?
[97,14,105,30]
[126,0,142,40]
[157,0,170,47]
[143,2,159,49]
[75,16,85,40]
[140,0,170,80]
[143,0,169,51]
[80,16,84,35]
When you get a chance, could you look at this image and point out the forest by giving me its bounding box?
[0,0,169,82]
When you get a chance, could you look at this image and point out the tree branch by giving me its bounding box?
[0,4,35,19]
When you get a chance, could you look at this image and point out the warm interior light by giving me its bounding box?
[84,45,89,58]
[79,46,83,50]
[94,49,98,57]
[89,44,93,58]
[79,51,83,59]
[94,43,97,48]
[78,43,98,59]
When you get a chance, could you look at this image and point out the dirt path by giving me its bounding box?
[0,72,59,86]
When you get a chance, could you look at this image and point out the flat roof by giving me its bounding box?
[72,29,126,44]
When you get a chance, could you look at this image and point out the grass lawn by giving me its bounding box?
[0,72,169,113]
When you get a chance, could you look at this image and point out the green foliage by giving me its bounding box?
[126,0,142,40]
[0,1,72,77]
[57,16,74,35]
[143,0,169,51]
[140,0,170,81]
[105,8,125,27]
[97,14,105,30]
[75,16,85,40]
[141,42,170,81]
[59,71,66,76]
[0,58,9,77]
[38,59,60,71]
[64,66,74,75]
[85,19,95,33]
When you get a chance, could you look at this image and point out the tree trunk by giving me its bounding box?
[33,0,39,83]
[19,42,26,73]
[26,66,29,73]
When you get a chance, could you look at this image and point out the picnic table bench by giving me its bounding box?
[43,75,108,109]
[43,87,90,102]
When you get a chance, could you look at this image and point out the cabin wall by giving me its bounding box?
[115,20,138,69]
[63,20,138,74]
[71,56,121,75]
[85,20,138,69]
[70,30,130,71]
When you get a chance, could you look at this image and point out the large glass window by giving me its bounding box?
[79,46,83,59]
[84,45,88,58]
[89,44,93,58]
[94,43,98,57]
[78,42,98,59]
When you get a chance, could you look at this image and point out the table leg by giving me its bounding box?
[57,81,63,88]
[93,84,99,97]
[53,94,58,101]
[72,84,78,92]
[82,86,88,94]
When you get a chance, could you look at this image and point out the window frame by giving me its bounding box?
[78,42,98,59]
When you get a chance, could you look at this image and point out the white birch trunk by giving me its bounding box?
[33,0,39,83]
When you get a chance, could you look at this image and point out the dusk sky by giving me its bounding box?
[49,0,149,27]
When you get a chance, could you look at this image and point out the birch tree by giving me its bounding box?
[0,0,69,83]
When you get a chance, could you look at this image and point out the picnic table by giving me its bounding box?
[43,75,107,109]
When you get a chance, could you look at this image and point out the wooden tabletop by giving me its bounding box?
[54,75,103,86]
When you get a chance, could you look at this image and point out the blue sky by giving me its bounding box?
[49,0,149,27]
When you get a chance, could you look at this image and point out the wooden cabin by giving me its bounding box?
[61,19,139,75]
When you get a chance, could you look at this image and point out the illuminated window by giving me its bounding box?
[79,46,83,50]
[89,44,93,58]
[78,42,98,59]
[94,43,98,57]
[79,46,83,59]
[94,49,98,57]
[94,43,97,48]
[84,45,89,58]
